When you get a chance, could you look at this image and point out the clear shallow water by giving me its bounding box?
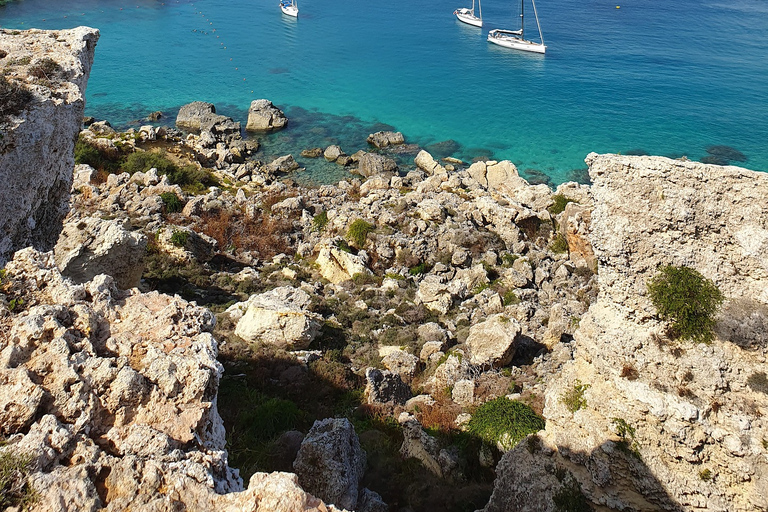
[2,0,767,184]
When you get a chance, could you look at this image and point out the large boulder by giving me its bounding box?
[465,313,522,367]
[294,418,366,510]
[230,286,322,350]
[0,27,99,265]
[54,217,147,289]
[357,152,398,178]
[245,99,287,132]
[265,154,300,174]
[175,101,216,132]
[367,130,404,149]
[156,226,218,263]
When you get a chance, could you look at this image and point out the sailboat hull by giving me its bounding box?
[280,4,298,16]
[487,30,546,53]
[454,9,482,27]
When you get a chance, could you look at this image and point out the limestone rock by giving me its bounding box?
[176,101,216,132]
[380,349,419,382]
[54,217,147,289]
[0,27,99,264]
[294,418,366,510]
[232,286,321,350]
[245,99,287,132]
[315,242,372,283]
[357,152,398,178]
[560,200,596,271]
[156,226,218,263]
[0,368,44,435]
[365,368,412,405]
[465,313,521,367]
[367,131,404,149]
[414,150,447,176]
[266,154,300,174]
[324,145,344,162]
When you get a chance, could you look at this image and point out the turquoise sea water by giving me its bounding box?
[2,0,767,185]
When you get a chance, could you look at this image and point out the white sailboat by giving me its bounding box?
[280,0,298,17]
[488,0,546,54]
[454,0,482,28]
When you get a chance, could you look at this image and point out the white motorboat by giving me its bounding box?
[280,0,298,17]
[454,0,482,27]
[487,0,546,54]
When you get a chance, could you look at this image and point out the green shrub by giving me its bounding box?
[647,265,724,343]
[347,219,375,248]
[123,151,217,193]
[560,380,590,413]
[0,450,38,510]
[408,261,431,276]
[123,150,178,175]
[548,194,576,216]
[170,230,189,248]
[699,468,712,481]
[312,210,329,232]
[0,75,32,123]
[467,397,545,450]
[553,474,592,512]
[611,417,640,457]
[549,234,569,254]
[502,290,520,306]
[160,192,183,213]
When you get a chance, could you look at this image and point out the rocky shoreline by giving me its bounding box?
[1,27,767,512]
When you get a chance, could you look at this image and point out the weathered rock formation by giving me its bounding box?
[0,249,343,512]
[484,154,768,512]
[0,27,99,265]
[245,99,287,132]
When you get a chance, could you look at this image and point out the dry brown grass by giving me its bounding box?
[198,208,293,259]
[414,401,462,434]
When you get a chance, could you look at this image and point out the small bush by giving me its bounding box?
[611,417,640,457]
[160,192,183,213]
[467,397,545,450]
[549,234,569,254]
[123,150,177,175]
[647,265,724,343]
[0,75,32,122]
[0,450,38,510]
[123,151,217,193]
[548,194,575,216]
[312,210,328,232]
[347,219,375,248]
[502,290,520,306]
[28,57,61,81]
[699,468,712,481]
[170,230,189,248]
[620,364,639,380]
[560,380,590,413]
[408,261,431,276]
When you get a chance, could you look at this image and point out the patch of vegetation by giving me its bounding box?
[502,290,520,306]
[28,57,62,81]
[409,261,432,276]
[611,417,640,458]
[73,136,122,172]
[0,74,32,123]
[312,210,328,232]
[123,150,218,194]
[347,219,375,248]
[548,194,576,216]
[647,265,724,343]
[467,397,545,451]
[549,234,569,254]
[620,364,639,381]
[0,449,38,510]
[747,372,768,394]
[170,230,189,248]
[160,192,183,213]
[699,468,712,481]
[560,380,590,413]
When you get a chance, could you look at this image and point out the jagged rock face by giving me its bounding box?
[245,99,287,132]
[365,368,412,405]
[54,216,148,289]
[0,27,99,265]
[485,155,768,512]
[0,249,343,512]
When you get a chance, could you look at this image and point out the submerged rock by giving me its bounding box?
[367,130,404,149]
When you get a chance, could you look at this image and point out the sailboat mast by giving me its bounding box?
[520,0,525,40]
[478,0,482,20]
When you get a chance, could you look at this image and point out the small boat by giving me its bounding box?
[454,0,482,27]
[488,0,546,54]
[280,0,298,17]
